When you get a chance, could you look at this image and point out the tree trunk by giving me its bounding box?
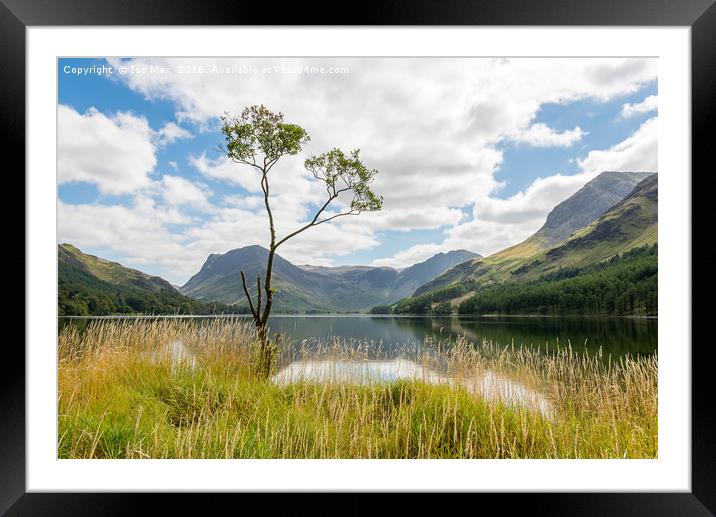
[240,265,277,378]
[250,246,277,379]
[256,321,272,379]
[261,247,276,323]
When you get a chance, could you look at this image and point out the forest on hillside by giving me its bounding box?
[384,244,657,317]
[58,261,237,316]
[458,244,657,316]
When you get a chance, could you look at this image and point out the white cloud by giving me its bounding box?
[438,173,600,256]
[132,194,191,225]
[60,58,658,282]
[58,105,194,196]
[578,116,657,174]
[159,175,212,210]
[344,208,465,233]
[58,200,201,283]
[112,57,656,224]
[371,243,448,269]
[180,205,380,270]
[189,152,262,193]
[156,122,193,146]
[58,105,157,195]
[375,117,658,265]
[620,95,658,119]
[509,123,585,148]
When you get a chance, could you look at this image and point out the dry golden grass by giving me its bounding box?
[58,318,657,459]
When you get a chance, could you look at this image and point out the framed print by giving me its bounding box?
[3,0,715,513]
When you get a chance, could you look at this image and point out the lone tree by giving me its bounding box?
[220,105,382,377]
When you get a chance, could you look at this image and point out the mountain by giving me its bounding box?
[180,247,479,312]
[523,173,657,274]
[396,172,657,313]
[414,171,656,297]
[60,243,176,292]
[456,243,657,316]
[533,171,653,247]
[391,250,480,300]
[180,245,335,312]
[58,244,232,316]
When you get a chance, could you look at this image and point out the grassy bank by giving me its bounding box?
[58,318,657,459]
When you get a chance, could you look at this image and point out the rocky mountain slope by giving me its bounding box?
[180,247,479,312]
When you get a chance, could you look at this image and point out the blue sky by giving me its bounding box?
[57,58,658,284]
[495,80,657,198]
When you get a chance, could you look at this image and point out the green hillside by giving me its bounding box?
[458,244,657,316]
[531,170,653,247]
[415,171,656,297]
[510,173,657,278]
[390,173,657,315]
[58,244,233,316]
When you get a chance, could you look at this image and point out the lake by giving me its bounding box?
[59,314,657,358]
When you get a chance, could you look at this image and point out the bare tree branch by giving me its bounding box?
[275,194,336,248]
[230,156,263,172]
[265,156,281,174]
[221,107,380,379]
[240,270,257,321]
[274,183,361,249]
[313,209,360,226]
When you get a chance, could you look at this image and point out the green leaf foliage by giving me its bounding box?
[304,148,383,213]
[220,105,310,164]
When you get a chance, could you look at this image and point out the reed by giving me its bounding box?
[58,318,657,459]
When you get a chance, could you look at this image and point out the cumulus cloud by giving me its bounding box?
[111,57,656,221]
[371,243,448,269]
[344,208,465,233]
[578,116,657,174]
[58,200,201,281]
[58,105,194,195]
[179,205,380,271]
[58,105,157,195]
[156,122,193,146]
[620,95,658,119]
[189,153,262,193]
[509,123,585,148]
[159,175,212,210]
[59,58,658,281]
[374,118,658,267]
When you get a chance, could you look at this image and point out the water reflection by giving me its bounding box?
[59,314,657,358]
[265,315,657,357]
[148,339,197,372]
[272,358,553,418]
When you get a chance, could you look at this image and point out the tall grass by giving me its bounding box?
[58,318,657,459]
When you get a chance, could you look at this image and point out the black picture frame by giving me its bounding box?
[3,0,714,513]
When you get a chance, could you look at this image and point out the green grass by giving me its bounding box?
[58,318,657,459]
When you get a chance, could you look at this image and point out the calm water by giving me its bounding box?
[272,357,554,417]
[60,315,656,414]
[59,314,657,357]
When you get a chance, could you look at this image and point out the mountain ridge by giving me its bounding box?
[180,247,480,312]
[413,171,656,298]
[534,171,653,247]
[58,171,657,316]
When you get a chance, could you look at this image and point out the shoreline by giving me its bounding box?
[58,313,658,320]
